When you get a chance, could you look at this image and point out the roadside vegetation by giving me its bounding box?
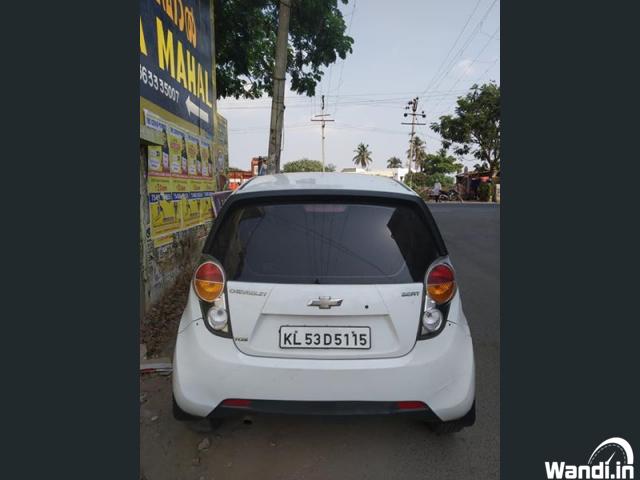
[283,158,336,172]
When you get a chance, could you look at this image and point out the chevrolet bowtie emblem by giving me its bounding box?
[307,296,343,309]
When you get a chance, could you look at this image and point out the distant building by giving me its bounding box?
[455,169,501,201]
[227,168,254,190]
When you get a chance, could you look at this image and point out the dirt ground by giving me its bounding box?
[140,371,497,480]
[140,272,190,358]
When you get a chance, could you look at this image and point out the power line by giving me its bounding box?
[325,89,468,98]
[337,124,407,135]
[219,91,468,110]
[331,0,357,116]
[421,0,499,97]
[421,0,484,96]
[472,57,500,85]
[229,123,312,134]
[219,89,468,106]
[429,27,499,114]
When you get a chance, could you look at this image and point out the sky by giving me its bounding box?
[217,0,500,172]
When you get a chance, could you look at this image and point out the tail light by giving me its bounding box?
[420,262,456,339]
[193,259,231,336]
[222,399,252,408]
[426,264,456,304]
[193,261,225,303]
[395,401,427,411]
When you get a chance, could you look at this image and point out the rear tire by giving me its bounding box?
[185,418,223,433]
[427,419,465,435]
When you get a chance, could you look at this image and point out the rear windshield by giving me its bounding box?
[208,200,439,284]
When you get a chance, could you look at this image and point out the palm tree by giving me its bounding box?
[386,156,403,168]
[406,135,427,171]
[353,143,373,169]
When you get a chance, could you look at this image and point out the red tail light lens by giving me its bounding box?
[222,399,251,408]
[426,264,456,304]
[396,401,427,410]
[193,261,225,303]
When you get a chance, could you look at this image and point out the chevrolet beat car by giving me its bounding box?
[172,172,475,434]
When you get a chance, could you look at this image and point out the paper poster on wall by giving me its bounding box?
[173,178,190,198]
[185,133,200,177]
[199,138,212,178]
[200,191,214,222]
[147,146,163,173]
[144,111,222,238]
[172,178,189,229]
[148,176,173,194]
[189,179,203,192]
[149,192,180,237]
[183,192,201,228]
[166,126,189,176]
[215,151,225,174]
[148,177,179,238]
[144,110,171,174]
[168,127,184,175]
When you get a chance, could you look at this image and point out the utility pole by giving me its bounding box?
[267,0,292,174]
[311,95,335,172]
[401,97,426,188]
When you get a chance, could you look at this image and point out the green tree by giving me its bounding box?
[403,171,432,199]
[283,158,335,172]
[404,171,429,190]
[406,136,427,168]
[428,173,455,189]
[405,171,453,191]
[214,0,354,99]
[386,156,403,168]
[353,143,372,169]
[421,148,462,175]
[473,162,489,172]
[431,82,500,201]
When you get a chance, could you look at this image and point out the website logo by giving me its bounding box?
[545,437,634,479]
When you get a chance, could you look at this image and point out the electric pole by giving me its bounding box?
[267,0,292,174]
[401,97,426,187]
[311,95,335,172]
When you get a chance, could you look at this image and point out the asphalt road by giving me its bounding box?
[140,203,500,480]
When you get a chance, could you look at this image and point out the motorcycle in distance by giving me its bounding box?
[427,188,462,202]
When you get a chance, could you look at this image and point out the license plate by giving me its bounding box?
[279,326,371,349]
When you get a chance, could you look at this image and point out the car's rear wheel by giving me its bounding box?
[427,419,466,434]
[185,418,223,433]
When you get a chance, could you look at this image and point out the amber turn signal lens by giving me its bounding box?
[193,261,225,302]
[426,264,456,304]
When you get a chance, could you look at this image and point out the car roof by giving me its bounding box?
[234,172,417,196]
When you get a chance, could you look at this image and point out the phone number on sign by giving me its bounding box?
[140,65,180,102]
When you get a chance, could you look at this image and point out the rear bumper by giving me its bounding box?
[211,399,441,420]
[173,312,475,422]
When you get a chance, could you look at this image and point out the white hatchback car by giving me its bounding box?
[173,172,475,434]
